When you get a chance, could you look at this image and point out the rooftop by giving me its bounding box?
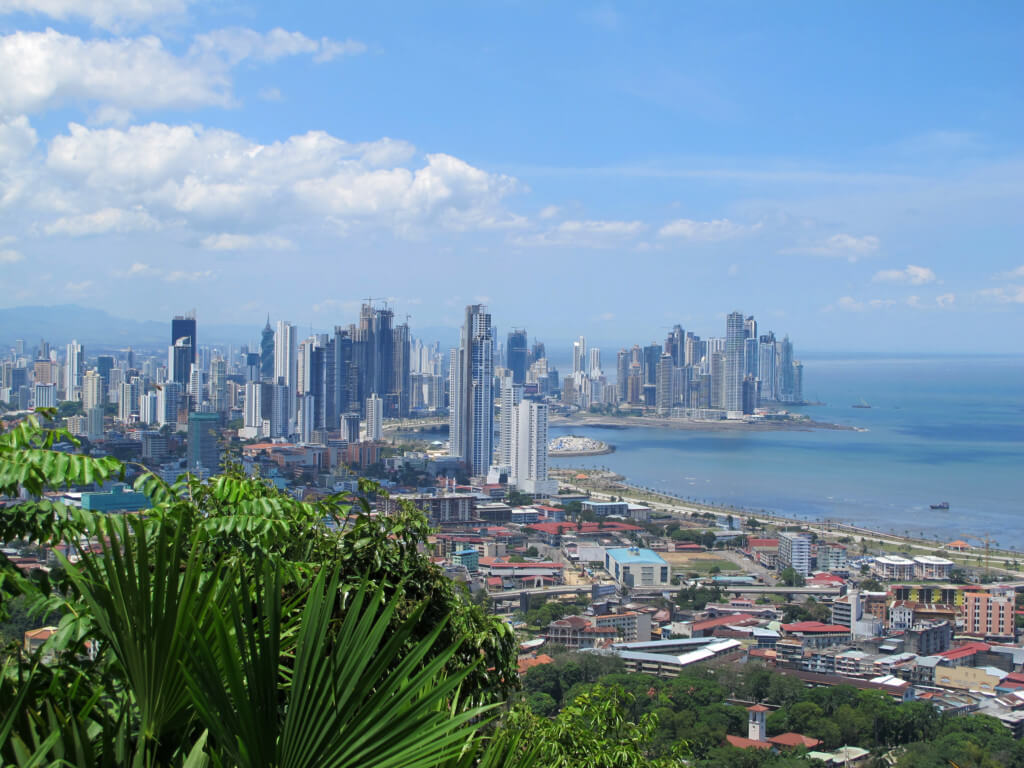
[605,547,668,565]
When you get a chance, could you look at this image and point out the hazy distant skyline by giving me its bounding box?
[0,2,1022,353]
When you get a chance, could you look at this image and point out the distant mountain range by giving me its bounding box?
[0,305,462,352]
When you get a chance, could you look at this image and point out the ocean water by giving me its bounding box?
[549,356,1024,548]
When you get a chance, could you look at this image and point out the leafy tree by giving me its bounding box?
[779,567,805,587]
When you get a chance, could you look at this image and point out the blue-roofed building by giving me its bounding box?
[605,547,670,588]
[80,484,151,514]
[451,549,479,572]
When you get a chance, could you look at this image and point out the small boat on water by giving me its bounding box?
[852,398,871,409]
[930,501,950,510]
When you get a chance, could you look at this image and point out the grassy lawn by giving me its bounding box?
[671,558,736,575]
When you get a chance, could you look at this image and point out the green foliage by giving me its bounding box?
[0,417,517,767]
[779,567,806,587]
[674,583,722,610]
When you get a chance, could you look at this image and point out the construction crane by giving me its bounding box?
[958,532,998,579]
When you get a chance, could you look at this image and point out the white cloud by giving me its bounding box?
[538,205,561,219]
[0,118,517,243]
[0,30,231,115]
[997,265,1024,280]
[514,219,644,248]
[63,279,93,293]
[658,217,748,241]
[45,207,159,236]
[0,0,191,31]
[979,286,1024,304]
[163,269,213,282]
[0,27,366,118]
[0,248,24,263]
[189,28,364,66]
[828,295,896,312]
[872,264,937,285]
[201,233,294,251]
[783,233,880,261]
[258,87,282,102]
[935,293,955,307]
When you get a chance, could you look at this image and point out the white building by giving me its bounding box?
[65,340,82,399]
[157,381,181,427]
[140,391,158,425]
[778,532,812,576]
[497,376,523,467]
[605,547,671,588]
[243,381,262,429]
[86,405,104,440]
[365,393,383,442]
[82,370,103,410]
[448,305,493,476]
[913,556,955,580]
[873,555,916,581]
[274,321,298,429]
[33,383,56,409]
[509,399,556,495]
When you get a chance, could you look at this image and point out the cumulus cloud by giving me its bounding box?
[201,233,294,251]
[997,265,1024,279]
[872,264,937,285]
[1,119,517,243]
[514,219,644,248]
[0,27,365,118]
[0,249,24,263]
[782,233,880,261]
[658,217,749,241]
[44,207,159,236]
[0,0,191,31]
[164,269,213,282]
[935,293,955,307]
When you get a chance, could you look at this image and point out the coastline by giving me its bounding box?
[550,414,855,433]
[549,468,1023,575]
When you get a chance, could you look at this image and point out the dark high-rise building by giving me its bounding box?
[186,411,220,478]
[642,344,661,386]
[391,322,411,418]
[170,338,192,387]
[172,314,197,368]
[96,355,115,396]
[530,340,545,364]
[449,305,493,476]
[616,349,629,402]
[260,316,274,380]
[507,329,528,385]
[332,326,353,419]
[351,304,395,416]
[245,352,260,382]
[665,325,684,367]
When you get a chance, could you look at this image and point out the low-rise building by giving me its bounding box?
[592,611,652,643]
[934,664,1006,694]
[604,547,670,588]
[964,591,1015,642]
[79,483,152,514]
[913,555,955,580]
[873,555,916,581]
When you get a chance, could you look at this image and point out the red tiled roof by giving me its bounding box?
[937,641,991,660]
[725,735,772,750]
[486,577,504,588]
[769,733,822,749]
[692,614,760,632]
[781,621,851,634]
[747,704,770,712]
[747,538,779,548]
[488,561,563,569]
[517,654,555,674]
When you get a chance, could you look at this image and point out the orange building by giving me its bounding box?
[963,591,1015,641]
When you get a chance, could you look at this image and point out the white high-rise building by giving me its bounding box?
[498,376,523,468]
[588,347,602,378]
[65,340,82,399]
[140,391,158,425]
[365,393,383,441]
[572,336,587,374]
[86,406,104,440]
[725,311,745,416]
[157,382,181,427]
[448,305,493,476]
[298,393,315,444]
[510,399,556,495]
[82,370,103,410]
[243,381,262,428]
[274,321,298,429]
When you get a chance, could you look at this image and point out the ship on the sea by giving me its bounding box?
[852,399,871,409]
[930,501,950,510]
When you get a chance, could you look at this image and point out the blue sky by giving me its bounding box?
[0,1,1022,353]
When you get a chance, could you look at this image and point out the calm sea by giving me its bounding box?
[549,356,1024,548]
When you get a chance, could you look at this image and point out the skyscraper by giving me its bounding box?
[171,314,197,369]
[509,398,556,495]
[65,340,82,399]
[498,376,523,468]
[274,321,298,429]
[82,370,103,411]
[725,311,745,414]
[169,338,192,387]
[616,349,629,402]
[186,412,220,478]
[365,394,383,442]
[449,305,494,476]
[656,353,673,414]
[507,329,528,384]
[572,336,586,375]
[779,336,795,402]
[260,316,275,381]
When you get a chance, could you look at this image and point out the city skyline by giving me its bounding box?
[0,3,1021,353]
